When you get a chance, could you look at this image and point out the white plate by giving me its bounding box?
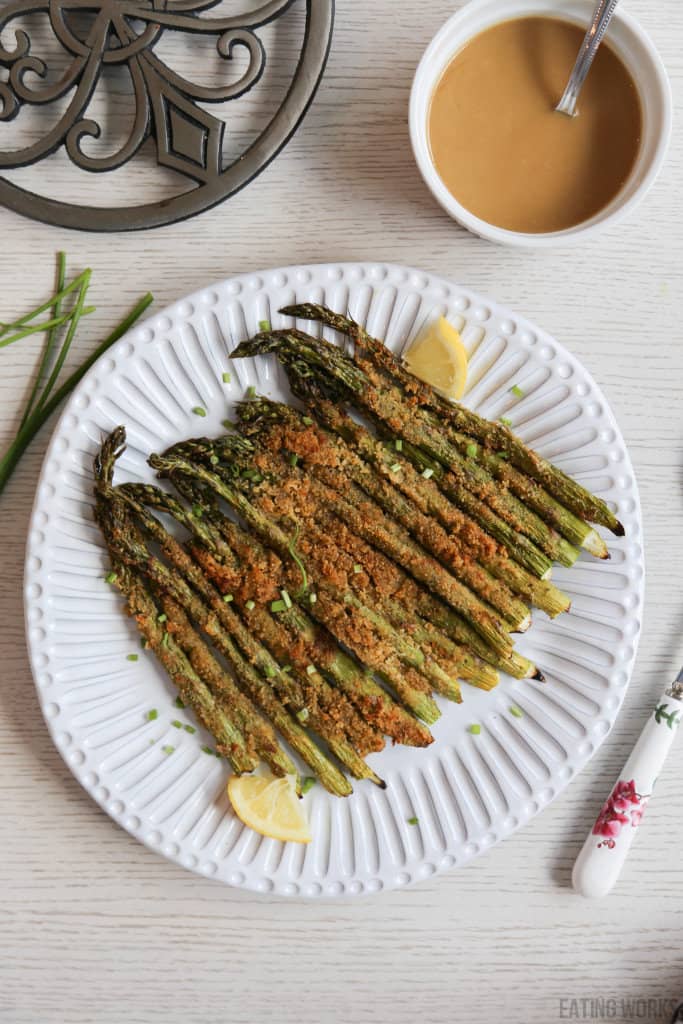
[25,263,644,898]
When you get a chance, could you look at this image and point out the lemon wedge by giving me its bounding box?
[404,316,468,400]
[227,773,312,843]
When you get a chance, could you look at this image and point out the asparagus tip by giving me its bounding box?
[94,426,126,491]
[614,521,625,537]
[231,334,282,360]
[533,668,546,683]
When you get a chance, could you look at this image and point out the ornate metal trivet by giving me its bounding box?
[0,0,334,230]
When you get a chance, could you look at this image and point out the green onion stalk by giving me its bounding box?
[0,253,153,496]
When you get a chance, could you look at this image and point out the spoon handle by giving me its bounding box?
[572,668,683,898]
[556,0,621,116]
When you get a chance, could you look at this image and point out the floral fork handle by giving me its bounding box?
[573,667,683,898]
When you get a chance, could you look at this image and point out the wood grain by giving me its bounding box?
[1,1,683,1021]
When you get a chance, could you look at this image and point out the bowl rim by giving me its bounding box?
[408,0,673,248]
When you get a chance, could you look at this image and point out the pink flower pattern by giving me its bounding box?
[592,779,646,849]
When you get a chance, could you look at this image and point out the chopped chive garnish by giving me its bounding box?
[140,637,148,649]
[270,599,287,613]
[296,708,310,723]
[466,443,478,457]
[309,593,317,605]
[105,571,117,584]
[395,438,403,452]
[222,371,231,383]
[201,745,213,755]
[282,665,292,674]
[510,705,524,718]
[241,468,263,484]
[192,504,203,518]
[390,462,401,473]
[353,564,362,574]
[288,453,299,467]
[245,599,256,611]
[407,816,419,826]
[146,709,158,721]
[162,745,175,755]
[258,319,271,333]
[157,613,167,623]
[183,724,196,734]
[171,719,182,729]
[281,589,292,609]
[510,384,524,398]
[301,777,315,795]
[264,665,276,678]
[222,419,235,430]
[174,696,185,709]
[468,723,481,735]
[192,406,206,417]
[306,664,316,676]
[302,416,313,426]
[422,467,434,479]
[500,416,512,427]
[246,385,256,399]
[210,454,219,465]
[223,593,234,603]
[497,452,510,460]
[162,631,170,648]
[126,653,138,662]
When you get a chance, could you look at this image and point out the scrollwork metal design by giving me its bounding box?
[0,0,334,229]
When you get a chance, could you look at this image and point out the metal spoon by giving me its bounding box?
[555,0,621,117]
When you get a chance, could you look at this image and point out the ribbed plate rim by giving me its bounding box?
[24,262,644,899]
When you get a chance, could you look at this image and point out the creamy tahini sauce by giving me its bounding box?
[428,17,642,233]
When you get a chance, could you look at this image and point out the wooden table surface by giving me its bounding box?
[2,2,682,1022]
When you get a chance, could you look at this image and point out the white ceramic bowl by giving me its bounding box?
[409,0,672,248]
